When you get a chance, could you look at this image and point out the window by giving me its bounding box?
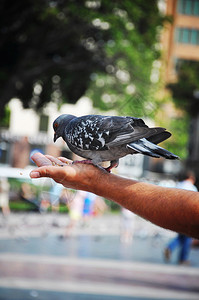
[175,27,199,44]
[181,28,190,43]
[177,0,199,16]
[39,115,49,132]
[191,29,198,44]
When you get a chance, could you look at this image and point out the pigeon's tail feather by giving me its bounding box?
[127,142,160,158]
[147,131,171,145]
[127,138,179,160]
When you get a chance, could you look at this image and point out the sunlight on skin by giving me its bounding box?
[30,152,103,190]
[30,152,199,239]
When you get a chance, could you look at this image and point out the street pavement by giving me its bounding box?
[0,213,199,300]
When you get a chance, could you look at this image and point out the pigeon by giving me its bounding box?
[53,114,179,172]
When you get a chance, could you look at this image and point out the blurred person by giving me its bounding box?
[61,190,85,237]
[0,177,10,216]
[120,208,136,244]
[82,192,96,224]
[12,136,30,168]
[93,196,108,216]
[49,182,63,212]
[164,171,198,265]
[39,191,51,213]
[20,182,39,211]
[30,153,199,239]
[82,192,107,226]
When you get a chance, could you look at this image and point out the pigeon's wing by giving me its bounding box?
[65,115,111,151]
[66,115,166,151]
[104,117,166,147]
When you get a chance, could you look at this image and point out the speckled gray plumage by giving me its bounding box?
[53,114,179,168]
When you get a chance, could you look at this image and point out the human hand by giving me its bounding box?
[29,152,105,191]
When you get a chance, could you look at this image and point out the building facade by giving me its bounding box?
[162,0,199,174]
[163,0,199,82]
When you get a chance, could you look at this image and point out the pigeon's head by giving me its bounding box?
[53,114,75,142]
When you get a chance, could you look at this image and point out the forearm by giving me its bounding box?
[89,171,199,238]
[29,153,199,239]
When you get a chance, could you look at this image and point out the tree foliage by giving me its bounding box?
[168,60,199,117]
[0,0,166,118]
[163,115,189,159]
[166,61,199,160]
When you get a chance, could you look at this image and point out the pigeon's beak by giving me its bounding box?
[54,132,58,143]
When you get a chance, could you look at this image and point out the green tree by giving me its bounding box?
[168,61,199,116]
[168,60,199,162]
[0,0,166,118]
[159,112,189,160]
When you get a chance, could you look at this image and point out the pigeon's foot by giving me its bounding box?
[72,159,94,166]
[72,159,119,173]
[72,160,109,173]
[105,160,119,173]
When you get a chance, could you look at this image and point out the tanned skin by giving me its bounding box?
[30,152,199,239]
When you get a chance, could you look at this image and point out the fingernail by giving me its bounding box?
[30,171,41,178]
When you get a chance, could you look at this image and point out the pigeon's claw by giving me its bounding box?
[72,159,119,173]
[72,159,94,166]
[105,160,119,173]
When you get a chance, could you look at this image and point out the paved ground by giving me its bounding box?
[0,213,199,300]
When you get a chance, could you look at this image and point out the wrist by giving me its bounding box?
[86,165,109,196]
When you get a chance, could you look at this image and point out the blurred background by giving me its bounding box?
[0,0,199,299]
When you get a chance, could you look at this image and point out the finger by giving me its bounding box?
[30,165,67,179]
[31,152,52,167]
[58,157,73,164]
[45,155,69,166]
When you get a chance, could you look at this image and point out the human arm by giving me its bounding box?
[30,152,199,238]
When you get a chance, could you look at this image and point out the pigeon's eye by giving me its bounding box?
[54,123,58,129]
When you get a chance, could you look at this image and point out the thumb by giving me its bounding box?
[30,166,62,179]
